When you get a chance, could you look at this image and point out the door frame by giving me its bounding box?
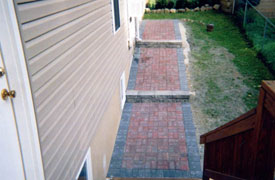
[0,1,44,179]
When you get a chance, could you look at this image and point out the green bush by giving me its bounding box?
[147,0,220,9]
[176,0,199,8]
[245,9,275,71]
[198,0,219,6]
[175,0,185,8]
[146,0,156,9]
[154,0,177,9]
[156,0,168,9]
[167,0,176,8]
[236,0,261,7]
[235,8,275,73]
[262,42,275,71]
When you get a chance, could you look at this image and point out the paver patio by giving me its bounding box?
[107,20,201,179]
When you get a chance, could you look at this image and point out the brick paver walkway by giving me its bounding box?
[136,48,180,91]
[122,103,188,170]
[108,20,201,179]
[142,20,175,40]
[140,20,182,40]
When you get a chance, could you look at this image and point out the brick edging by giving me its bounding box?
[127,48,140,90]
[177,48,189,91]
[182,103,202,178]
[139,21,146,39]
[107,103,132,177]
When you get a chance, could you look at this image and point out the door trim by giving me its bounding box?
[0,1,44,179]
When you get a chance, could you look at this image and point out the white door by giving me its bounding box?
[0,1,25,179]
[0,49,25,179]
[0,1,44,180]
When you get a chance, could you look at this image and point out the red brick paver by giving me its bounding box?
[143,20,176,40]
[122,103,189,170]
[135,48,180,91]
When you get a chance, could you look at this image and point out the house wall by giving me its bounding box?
[13,0,133,179]
[89,58,131,179]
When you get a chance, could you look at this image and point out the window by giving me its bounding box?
[76,148,93,180]
[112,0,120,32]
[77,162,88,180]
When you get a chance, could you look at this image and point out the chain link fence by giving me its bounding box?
[233,0,275,72]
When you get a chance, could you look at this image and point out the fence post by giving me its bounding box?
[263,19,267,38]
[243,0,248,27]
[232,0,236,14]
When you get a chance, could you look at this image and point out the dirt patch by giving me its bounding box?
[179,21,252,162]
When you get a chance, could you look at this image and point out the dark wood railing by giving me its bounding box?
[200,81,275,180]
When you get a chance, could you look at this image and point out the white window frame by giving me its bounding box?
[75,148,93,180]
[120,72,126,109]
[111,0,121,34]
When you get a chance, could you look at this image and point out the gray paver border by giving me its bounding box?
[127,48,140,90]
[107,103,132,177]
[182,103,202,178]
[139,21,146,39]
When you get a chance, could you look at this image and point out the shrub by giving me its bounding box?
[235,8,244,25]
[198,0,219,6]
[262,42,275,71]
[155,0,168,9]
[146,0,156,9]
[187,0,199,8]
[167,0,176,8]
[175,0,185,8]
[236,0,261,7]
[234,7,275,73]
[176,0,199,8]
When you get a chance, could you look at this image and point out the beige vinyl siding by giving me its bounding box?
[14,0,131,179]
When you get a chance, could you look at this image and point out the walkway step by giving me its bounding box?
[127,48,189,92]
[140,20,182,40]
[126,90,190,103]
[136,40,182,48]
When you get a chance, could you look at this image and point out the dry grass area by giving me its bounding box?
[180,22,252,160]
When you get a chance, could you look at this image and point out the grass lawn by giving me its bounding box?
[144,11,274,131]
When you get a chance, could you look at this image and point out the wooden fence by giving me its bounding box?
[200,81,275,180]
